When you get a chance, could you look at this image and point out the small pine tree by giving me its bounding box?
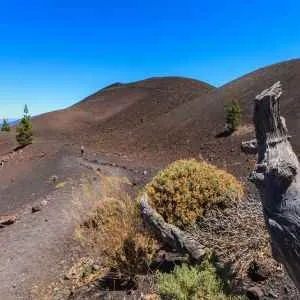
[16,105,33,146]
[226,100,241,132]
[1,119,10,132]
[24,104,29,115]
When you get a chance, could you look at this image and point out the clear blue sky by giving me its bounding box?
[0,0,299,118]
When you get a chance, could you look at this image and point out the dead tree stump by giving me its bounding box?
[250,81,300,290]
[140,193,206,261]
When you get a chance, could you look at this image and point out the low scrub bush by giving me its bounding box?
[158,264,200,300]
[146,159,244,228]
[76,192,159,277]
[157,259,244,300]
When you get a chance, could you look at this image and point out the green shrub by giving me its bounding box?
[157,260,244,300]
[16,104,33,146]
[1,119,10,132]
[146,159,243,228]
[158,264,200,300]
[226,101,241,132]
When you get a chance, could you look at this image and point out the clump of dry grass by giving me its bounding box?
[76,197,159,277]
[146,159,244,228]
[65,257,105,288]
[75,172,159,278]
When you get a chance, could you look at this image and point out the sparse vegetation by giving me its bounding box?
[157,259,244,300]
[158,264,200,300]
[16,104,33,146]
[76,175,160,278]
[55,181,67,189]
[146,159,244,228]
[226,101,241,132]
[1,119,10,132]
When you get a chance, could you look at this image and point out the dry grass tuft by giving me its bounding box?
[146,159,244,228]
[55,181,67,189]
[75,172,159,278]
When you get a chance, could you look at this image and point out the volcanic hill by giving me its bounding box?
[3,59,300,176]
[73,59,300,176]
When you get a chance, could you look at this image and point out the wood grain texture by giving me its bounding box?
[251,81,300,290]
[140,193,206,261]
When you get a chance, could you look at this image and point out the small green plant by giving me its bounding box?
[157,260,244,300]
[158,264,200,300]
[226,101,241,132]
[146,159,244,228]
[1,119,10,132]
[16,104,33,146]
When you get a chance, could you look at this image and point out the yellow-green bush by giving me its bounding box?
[146,159,244,228]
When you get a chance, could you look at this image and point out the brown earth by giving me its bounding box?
[1,60,300,298]
[93,59,300,176]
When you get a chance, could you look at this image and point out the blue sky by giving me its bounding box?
[0,1,300,118]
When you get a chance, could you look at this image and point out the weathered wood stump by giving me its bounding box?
[140,193,206,261]
[250,81,300,290]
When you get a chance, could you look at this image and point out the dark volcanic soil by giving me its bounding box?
[0,145,95,299]
[93,59,300,176]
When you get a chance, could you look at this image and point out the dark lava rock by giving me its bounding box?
[0,215,16,227]
[248,260,271,282]
[32,205,42,213]
[247,286,264,299]
[150,250,189,273]
[266,290,278,298]
[241,139,257,154]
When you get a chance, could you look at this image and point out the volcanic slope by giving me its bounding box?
[0,76,214,212]
[30,76,215,143]
[94,59,300,175]
[3,60,300,179]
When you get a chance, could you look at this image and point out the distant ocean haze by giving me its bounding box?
[0,118,18,126]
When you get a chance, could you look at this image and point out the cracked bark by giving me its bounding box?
[140,193,206,261]
[251,81,300,290]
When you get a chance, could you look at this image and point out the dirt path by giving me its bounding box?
[0,155,103,300]
[0,189,76,299]
[0,152,150,300]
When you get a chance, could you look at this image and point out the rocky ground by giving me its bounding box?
[0,154,91,299]
[0,139,158,299]
[1,150,299,299]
